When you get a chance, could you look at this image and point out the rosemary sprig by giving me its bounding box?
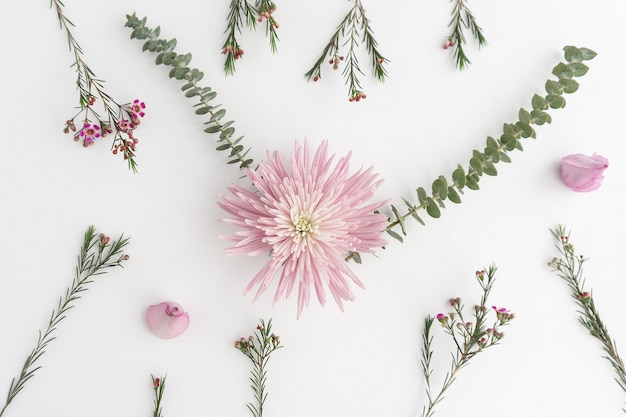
[446,0,487,70]
[304,0,389,102]
[125,13,254,169]
[385,46,596,242]
[549,225,626,413]
[51,0,145,172]
[235,319,282,417]
[421,265,514,417]
[0,226,130,417]
[151,375,167,417]
[221,0,279,75]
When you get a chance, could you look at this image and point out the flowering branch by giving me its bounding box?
[235,319,282,417]
[51,0,146,171]
[125,13,254,169]
[221,0,279,75]
[304,0,389,102]
[0,226,130,417]
[548,225,626,412]
[444,0,487,70]
[421,265,514,417]
[385,46,597,243]
[151,375,167,417]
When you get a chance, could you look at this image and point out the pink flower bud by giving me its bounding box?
[146,301,190,339]
[560,153,609,192]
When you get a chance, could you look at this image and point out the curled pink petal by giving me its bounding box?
[146,301,190,339]
[560,153,609,192]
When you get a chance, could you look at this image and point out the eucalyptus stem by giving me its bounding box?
[421,265,513,417]
[235,319,282,417]
[386,46,596,243]
[0,226,130,417]
[549,225,626,413]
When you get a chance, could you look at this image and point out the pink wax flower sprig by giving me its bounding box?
[235,319,282,417]
[548,226,626,411]
[421,265,514,417]
[146,301,190,339]
[51,0,146,172]
[218,139,389,318]
[304,0,389,102]
[0,226,130,417]
[221,0,279,75]
[151,375,167,417]
[445,0,487,70]
[560,153,609,192]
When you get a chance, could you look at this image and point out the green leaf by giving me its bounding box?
[545,79,563,95]
[546,94,566,109]
[447,186,461,204]
[180,82,194,91]
[563,46,583,63]
[164,39,177,52]
[216,143,231,151]
[210,109,227,122]
[184,87,200,97]
[483,161,497,176]
[386,229,404,243]
[553,62,574,79]
[472,149,485,162]
[532,94,547,111]
[416,187,428,205]
[515,121,535,139]
[469,157,483,176]
[466,173,480,190]
[452,166,466,188]
[425,198,441,218]
[195,106,211,115]
[568,62,589,77]
[484,146,500,162]
[500,133,517,151]
[432,178,448,200]
[391,205,406,235]
[486,136,498,148]
[559,78,579,94]
[220,127,235,140]
[518,108,531,124]
[499,151,511,163]
[155,53,163,65]
[579,47,597,61]
[530,110,549,125]
[204,125,222,134]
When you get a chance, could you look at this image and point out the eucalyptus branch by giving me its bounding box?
[125,13,254,169]
[549,225,626,412]
[421,265,514,417]
[235,319,282,417]
[221,0,279,75]
[385,46,597,243]
[151,375,167,417]
[51,0,145,171]
[445,0,487,70]
[0,226,130,417]
[304,0,389,102]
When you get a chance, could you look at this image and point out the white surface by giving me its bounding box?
[1,1,625,416]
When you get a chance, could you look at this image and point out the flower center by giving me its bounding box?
[292,211,318,240]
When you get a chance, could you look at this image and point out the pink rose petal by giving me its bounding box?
[560,153,609,192]
[146,301,190,339]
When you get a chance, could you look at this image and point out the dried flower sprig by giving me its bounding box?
[304,0,389,102]
[0,226,130,417]
[385,46,596,243]
[235,319,282,417]
[445,0,487,70]
[125,13,254,169]
[548,225,626,412]
[421,265,514,417]
[51,0,146,172]
[221,0,279,75]
[151,375,167,417]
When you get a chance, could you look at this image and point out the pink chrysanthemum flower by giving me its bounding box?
[218,139,389,318]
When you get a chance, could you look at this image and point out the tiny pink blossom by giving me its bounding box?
[560,153,609,192]
[146,301,190,339]
[218,139,389,318]
[117,119,135,132]
[130,99,146,119]
[79,123,100,144]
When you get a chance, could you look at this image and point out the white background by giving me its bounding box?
[1,1,625,416]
